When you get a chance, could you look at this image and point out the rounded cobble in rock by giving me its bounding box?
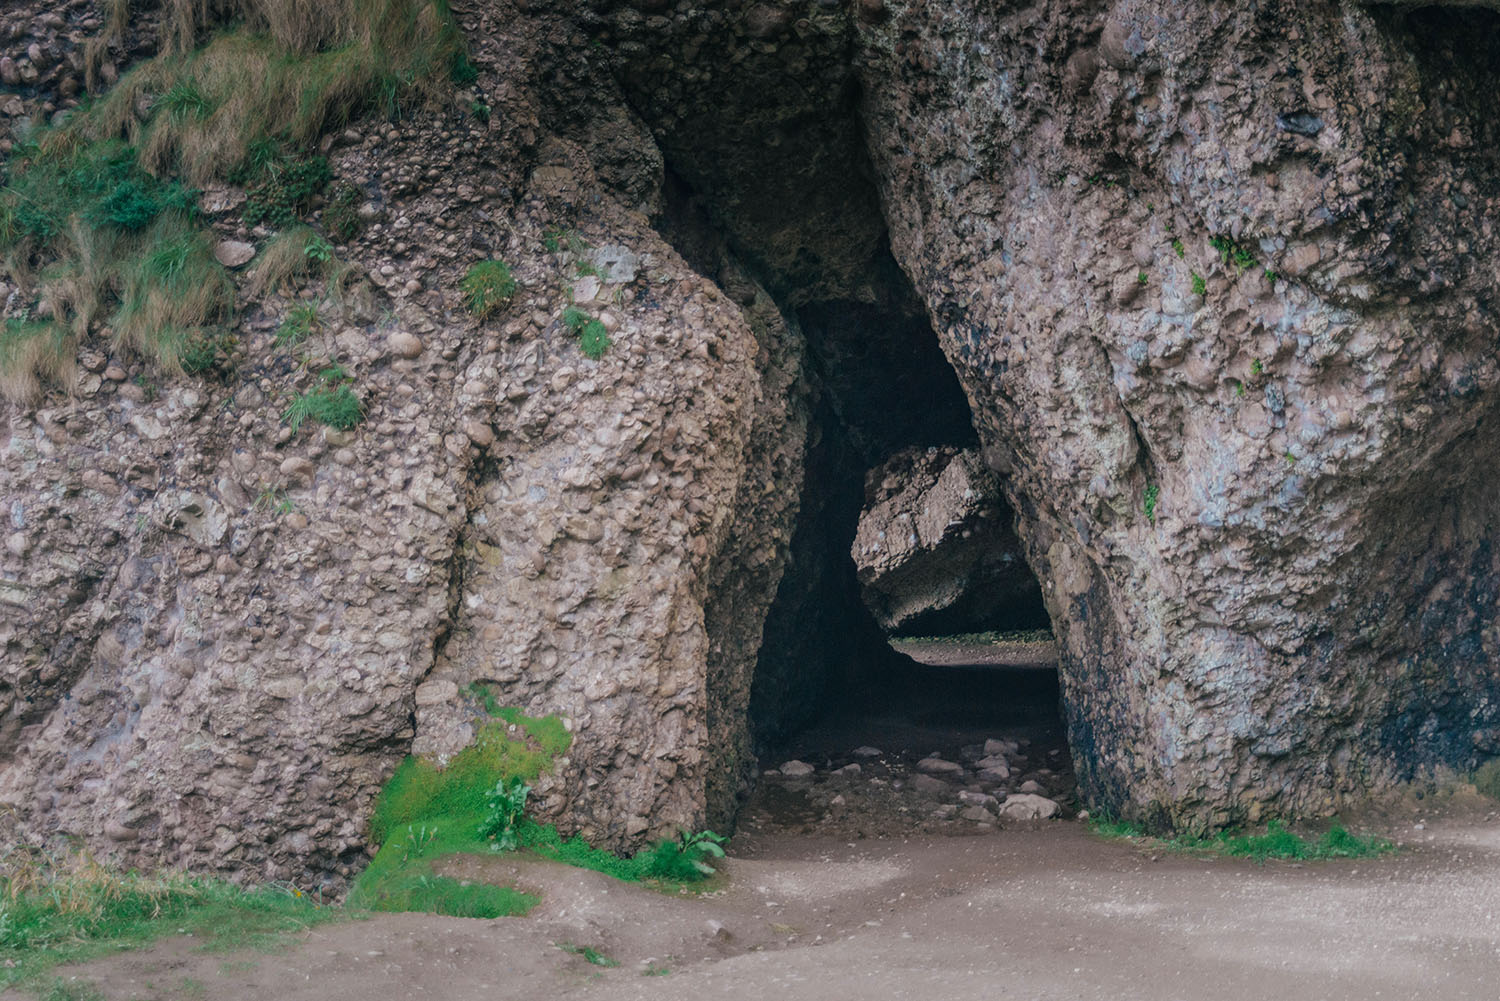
[1000,793,1061,821]
[780,760,815,778]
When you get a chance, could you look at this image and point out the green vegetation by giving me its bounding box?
[1089,816,1396,862]
[353,685,724,920]
[324,183,365,242]
[1210,234,1257,273]
[1190,272,1207,297]
[460,260,517,318]
[0,0,468,402]
[1136,271,1148,286]
[643,963,671,976]
[1171,237,1185,258]
[276,303,321,348]
[558,943,619,967]
[561,305,611,360]
[1251,357,1264,377]
[247,225,339,296]
[0,847,342,991]
[283,367,363,431]
[1143,483,1160,525]
[1475,757,1500,800]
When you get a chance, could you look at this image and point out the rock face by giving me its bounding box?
[4,0,1500,883]
[856,0,1500,826]
[852,447,1043,635]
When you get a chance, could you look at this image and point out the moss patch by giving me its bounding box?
[1089,816,1397,862]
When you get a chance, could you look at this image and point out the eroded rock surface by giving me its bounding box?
[852,447,1040,635]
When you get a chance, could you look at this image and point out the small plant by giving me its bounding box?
[1136,271,1148,286]
[634,829,728,881]
[479,777,531,852]
[303,233,333,266]
[575,259,601,279]
[1210,234,1257,273]
[236,146,333,231]
[254,486,294,516]
[1143,483,1160,525]
[1251,358,1264,377]
[561,306,612,360]
[400,825,439,863]
[579,319,611,360]
[179,327,236,375]
[469,100,491,123]
[276,303,320,348]
[1190,272,1207,297]
[642,964,670,977]
[1171,237,1185,258]
[543,227,587,255]
[558,943,619,968]
[1264,267,1278,285]
[460,260,517,318]
[1233,380,1245,398]
[283,371,362,432]
[158,81,215,123]
[1474,757,1500,800]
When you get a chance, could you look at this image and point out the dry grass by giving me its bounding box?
[79,0,463,186]
[0,321,75,404]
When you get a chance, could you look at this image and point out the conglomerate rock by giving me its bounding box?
[4,0,1500,884]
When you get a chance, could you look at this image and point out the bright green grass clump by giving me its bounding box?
[0,850,342,991]
[1089,816,1396,862]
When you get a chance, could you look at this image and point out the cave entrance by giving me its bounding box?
[737,248,1076,839]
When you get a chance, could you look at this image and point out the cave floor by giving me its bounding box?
[43,805,1500,1001]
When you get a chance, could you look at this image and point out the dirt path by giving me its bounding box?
[40,808,1500,1001]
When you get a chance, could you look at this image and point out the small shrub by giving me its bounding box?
[1136,271,1147,286]
[239,150,333,231]
[1143,483,1160,525]
[635,830,728,881]
[460,260,516,318]
[303,233,333,266]
[1251,358,1264,377]
[469,100,490,123]
[480,777,531,852]
[1190,272,1207,297]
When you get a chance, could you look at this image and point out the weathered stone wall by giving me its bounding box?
[856,0,1500,826]
[0,0,812,881]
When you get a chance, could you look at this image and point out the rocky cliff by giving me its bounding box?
[2,0,1498,884]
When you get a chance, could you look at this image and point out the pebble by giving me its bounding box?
[1018,779,1045,795]
[780,760,815,778]
[389,331,424,359]
[984,738,1020,757]
[851,746,883,759]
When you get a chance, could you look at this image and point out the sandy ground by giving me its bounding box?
[40,810,1500,1001]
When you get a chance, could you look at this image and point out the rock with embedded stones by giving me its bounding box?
[1000,794,1061,822]
[388,331,423,359]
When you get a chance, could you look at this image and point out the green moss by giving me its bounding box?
[1089,816,1396,862]
[283,383,363,432]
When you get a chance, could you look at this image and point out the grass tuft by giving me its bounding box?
[460,260,516,318]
